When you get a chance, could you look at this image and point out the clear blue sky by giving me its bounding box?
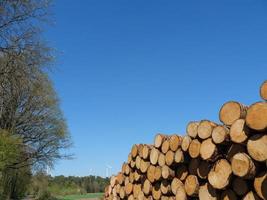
[46,0,267,177]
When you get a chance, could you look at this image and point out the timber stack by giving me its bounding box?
[104,81,267,200]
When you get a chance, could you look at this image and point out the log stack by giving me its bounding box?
[104,81,267,200]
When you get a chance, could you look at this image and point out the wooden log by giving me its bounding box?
[137,191,145,200]
[247,134,267,162]
[117,172,124,185]
[212,125,229,144]
[208,159,232,189]
[230,119,249,143]
[165,150,175,166]
[152,183,162,200]
[197,160,210,179]
[246,102,267,131]
[143,179,152,195]
[136,155,141,170]
[189,139,201,158]
[133,184,142,198]
[200,138,217,161]
[185,175,199,196]
[138,144,144,158]
[169,135,182,151]
[115,184,120,194]
[227,144,246,162]
[147,165,155,183]
[181,135,192,152]
[134,170,142,182]
[176,164,188,181]
[142,144,152,160]
[119,186,125,199]
[221,189,237,200]
[219,101,247,126]
[154,166,162,181]
[171,177,184,195]
[260,80,267,101]
[232,177,248,196]
[231,153,256,179]
[199,183,218,200]
[198,120,217,139]
[129,171,135,183]
[254,171,267,200]
[175,186,187,200]
[125,182,133,195]
[130,159,135,168]
[131,144,139,158]
[160,180,172,195]
[162,165,175,179]
[110,175,117,187]
[128,194,134,200]
[150,147,160,165]
[187,121,200,138]
[140,159,150,173]
[158,152,166,167]
[155,134,167,148]
[162,138,170,154]
[174,148,184,163]
[242,191,261,200]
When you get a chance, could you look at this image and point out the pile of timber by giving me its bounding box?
[104,81,267,200]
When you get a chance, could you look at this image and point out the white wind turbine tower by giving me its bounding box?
[105,164,112,178]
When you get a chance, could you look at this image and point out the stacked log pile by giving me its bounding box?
[104,81,267,200]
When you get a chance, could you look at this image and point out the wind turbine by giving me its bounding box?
[105,164,112,177]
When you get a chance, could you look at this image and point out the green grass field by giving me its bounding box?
[58,193,103,200]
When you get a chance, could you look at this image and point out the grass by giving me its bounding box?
[58,193,103,200]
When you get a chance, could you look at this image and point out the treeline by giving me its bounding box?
[48,175,110,194]
[0,1,71,199]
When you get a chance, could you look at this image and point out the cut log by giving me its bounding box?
[254,171,267,200]
[169,135,182,151]
[158,152,166,167]
[171,177,184,195]
[152,183,162,200]
[199,183,218,200]
[150,147,160,165]
[119,186,125,199]
[197,160,210,179]
[137,191,145,200]
[189,139,201,158]
[175,185,187,200]
[176,164,188,181]
[230,119,249,143]
[147,165,155,183]
[142,144,151,160]
[154,166,162,181]
[242,191,261,200]
[260,80,267,101]
[162,165,175,179]
[155,134,167,148]
[198,120,217,139]
[140,159,150,173]
[165,150,175,166]
[136,155,141,169]
[181,135,192,152]
[143,179,152,195]
[231,153,256,179]
[125,182,133,195]
[110,175,117,187]
[232,177,248,196]
[133,184,142,198]
[160,180,171,195]
[174,148,184,163]
[221,189,237,200]
[129,171,135,183]
[138,144,144,158]
[185,175,199,196]
[200,138,217,161]
[227,144,246,162]
[247,134,267,162]
[208,159,232,189]
[212,125,229,144]
[117,172,124,185]
[219,101,247,126]
[131,144,139,158]
[246,102,267,131]
[162,138,170,154]
[187,121,200,138]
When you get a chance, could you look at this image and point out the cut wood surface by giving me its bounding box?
[105,82,267,200]
[219,101,247,126]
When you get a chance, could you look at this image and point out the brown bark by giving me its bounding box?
[232,177,248,196]
[221,189,237,200]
